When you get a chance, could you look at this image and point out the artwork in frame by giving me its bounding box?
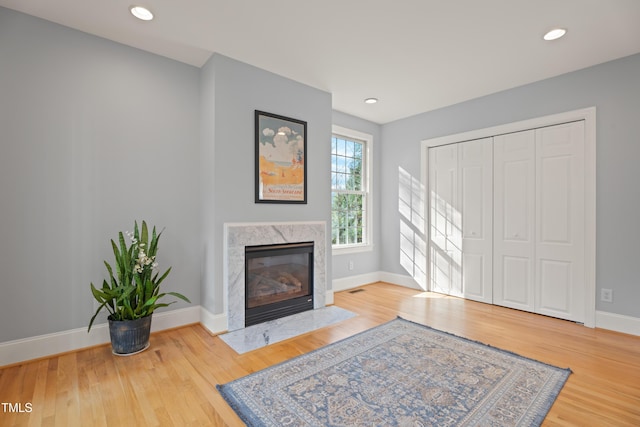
[255,110,307,203]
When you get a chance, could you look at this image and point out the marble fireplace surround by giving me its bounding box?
[224,221,327,332]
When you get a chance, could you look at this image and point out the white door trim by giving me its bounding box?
[421,107,596,327]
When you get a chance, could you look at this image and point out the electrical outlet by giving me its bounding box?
[348,260,354,271]
[600,288,613,303]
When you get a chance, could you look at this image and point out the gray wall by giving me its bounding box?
[0,7,333,343]
[200,54,332,315]
[381,53,640,318]
[331,111,382,279]
[0,8,201,342]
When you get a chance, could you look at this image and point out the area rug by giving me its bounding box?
[217,317,571,426]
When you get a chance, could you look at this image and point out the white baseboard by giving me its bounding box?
[596,310,640,336]
[150,305,201,331]
[325,289,335,305]
[332,271,423,293]
[377,272,424,290]
[332,272,382,292]
[0,306,201,367]
[199,306,227,335]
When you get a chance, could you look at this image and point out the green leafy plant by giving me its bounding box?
[88,221,190,332]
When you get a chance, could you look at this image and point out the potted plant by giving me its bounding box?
[88,220,190,355]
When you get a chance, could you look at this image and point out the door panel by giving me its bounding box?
[539,156,571,243]
[539,259,571,313]
[502,160,532,242]
[462,253,484,298]
[535,122,585,322]
[493,130,536,312]
[428,144,459,295]
[459,138,493,303]
[502,255,532,306]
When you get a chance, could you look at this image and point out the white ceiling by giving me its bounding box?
[2,0,640,124]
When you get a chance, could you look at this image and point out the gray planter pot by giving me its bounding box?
[108,315,152,355]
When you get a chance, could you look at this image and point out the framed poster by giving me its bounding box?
[255,110,307,203]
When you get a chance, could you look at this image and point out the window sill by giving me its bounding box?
[332,244,373,255]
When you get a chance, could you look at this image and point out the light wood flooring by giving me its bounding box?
[1,282,639,426]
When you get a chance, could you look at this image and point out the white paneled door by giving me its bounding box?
[429,138,493,302]
[428,120,587,323]
[493,130,536,312]
[494,123,586,322]
[535,122,585,322]
[428,144,460,296]
[459,138,493,303]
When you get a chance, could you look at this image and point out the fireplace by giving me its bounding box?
[245,241,314,327]
[224,221,326,331]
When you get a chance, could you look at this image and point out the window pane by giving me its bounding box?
[354,193,361,206]
[353,170,362,191]
[332,190,364,245]
[331,208,339,244]
[346,140,355,157]
[347,161,361,191]
[337,138,345,157]
[331,131,368,248]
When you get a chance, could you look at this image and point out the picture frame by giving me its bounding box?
[255,110,307,203]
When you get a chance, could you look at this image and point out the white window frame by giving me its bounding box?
[331,125,373,254]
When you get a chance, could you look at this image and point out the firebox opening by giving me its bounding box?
[245,241,314,327]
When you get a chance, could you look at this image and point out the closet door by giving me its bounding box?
[493,122,585,322]
[426,114,591,324]
[459,138,493,303]
[428,144,460,295]
[429,139,492,300]
[493,130,536,312]
[535,121,585,322]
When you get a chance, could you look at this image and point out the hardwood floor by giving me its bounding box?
[1,282,639,426]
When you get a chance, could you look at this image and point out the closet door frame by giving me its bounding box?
[421,107,596,328]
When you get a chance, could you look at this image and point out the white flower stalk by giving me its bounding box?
[126,230,159,274]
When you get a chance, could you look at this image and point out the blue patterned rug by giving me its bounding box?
[217,317,571,426]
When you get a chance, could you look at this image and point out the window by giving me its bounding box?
[331,126,372,251]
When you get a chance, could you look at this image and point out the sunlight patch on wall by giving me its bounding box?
[399,167,426,233]
[398,167,427,289]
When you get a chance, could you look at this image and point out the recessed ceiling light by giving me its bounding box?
[130,6,154,21]
[543,28,567,41]
[364,98,378,104]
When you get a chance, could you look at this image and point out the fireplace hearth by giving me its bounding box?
[245,242,313,327]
